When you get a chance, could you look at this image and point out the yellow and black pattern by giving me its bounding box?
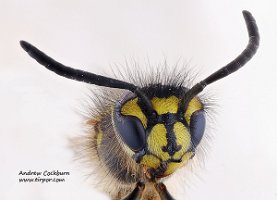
[75,85,206,199]
[120,94,203,177]
[69,70,209,199]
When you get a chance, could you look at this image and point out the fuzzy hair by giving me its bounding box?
[70,60,216,199]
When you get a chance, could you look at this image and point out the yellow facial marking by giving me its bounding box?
[121,98,147,127]
[140,155,160,169]
[164,152,194,176]
[147,124,170,161]
[151,96,179,115]
[185,97,203,124]
[172,122,191,160]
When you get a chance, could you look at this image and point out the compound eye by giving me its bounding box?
[114,114,146,152]
[190,110,206,148]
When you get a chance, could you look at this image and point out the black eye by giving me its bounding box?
[114,112,146,152]
[190,110,206,148]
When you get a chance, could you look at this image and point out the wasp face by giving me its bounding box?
[114,86,206,177]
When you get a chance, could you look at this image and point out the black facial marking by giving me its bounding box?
[148,161,168,178]
[141,84,188,99]
[162,123,181,156]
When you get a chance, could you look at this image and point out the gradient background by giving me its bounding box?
[1,0,277,200]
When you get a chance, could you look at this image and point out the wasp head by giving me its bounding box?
[114,85,206,177]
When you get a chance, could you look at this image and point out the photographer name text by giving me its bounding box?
[18,170,70,183]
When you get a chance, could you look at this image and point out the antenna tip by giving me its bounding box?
[20,40,31,52]
[242,10,255,22]
[242,10,250,15]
